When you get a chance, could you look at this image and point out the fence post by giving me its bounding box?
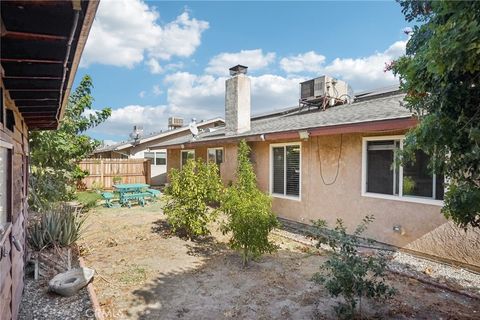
[100,159,104,188]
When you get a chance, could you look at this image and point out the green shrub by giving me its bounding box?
[163,158,223,238]
[311,216,395,319]
[76,191,102,209]
[28,205,87,251]
[221,140,279,266]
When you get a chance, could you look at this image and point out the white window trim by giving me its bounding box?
[207,147,224,164]
[269,142,302,201]
[361,135,444,206]
[180,149,195,169]
[148,151,167,166]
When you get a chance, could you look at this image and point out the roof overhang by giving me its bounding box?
[155,117,418,150]
[1,0,99,130]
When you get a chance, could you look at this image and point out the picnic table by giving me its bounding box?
[113,183,151,207]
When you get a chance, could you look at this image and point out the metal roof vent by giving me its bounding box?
[229,65,248,76]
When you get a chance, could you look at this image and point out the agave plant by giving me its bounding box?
[28,204,87,251]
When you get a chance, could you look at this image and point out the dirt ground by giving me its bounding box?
[79,202,480,320]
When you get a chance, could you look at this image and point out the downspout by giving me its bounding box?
[56,9,81,123]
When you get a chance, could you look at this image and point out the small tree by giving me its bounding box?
[163,158,223,239]
[312,216,395,319]
[391,1,480,228]
[29,75,111,211]
[221,140,279,266]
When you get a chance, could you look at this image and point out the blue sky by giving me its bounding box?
[77,1,410,143]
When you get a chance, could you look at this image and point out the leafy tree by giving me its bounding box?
[312,216,396,319]
[221,140,279,267]
[391,1,480,228]
[163,158,223,238]
[29,75,111,211]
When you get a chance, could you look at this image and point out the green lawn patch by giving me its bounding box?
[76,191,102,209]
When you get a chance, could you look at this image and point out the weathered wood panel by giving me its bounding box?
[1,80,29,320]
[78,158,152,189]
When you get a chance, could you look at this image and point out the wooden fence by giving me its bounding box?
[78,158,151,190]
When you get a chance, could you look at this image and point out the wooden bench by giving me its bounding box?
[121,192,152,207]
[101,192,115,208]
[147,189,161,198]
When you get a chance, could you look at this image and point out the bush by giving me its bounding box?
[28,205,87,251]
[163,158,223,239]
[221,140,279,266]
[311,216,395,319]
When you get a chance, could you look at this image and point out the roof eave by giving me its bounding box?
[56,0,100,128]
[154,117,417,150]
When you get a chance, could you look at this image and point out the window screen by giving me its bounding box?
[272,145,300,198]
[272,147,285,194]
[0,147,11,225]
[366,140,397,195]
[208,148,223,166]
[365,139,444,201]
[156,152,166,165]
[286,146,300,196]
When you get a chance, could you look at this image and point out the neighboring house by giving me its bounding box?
[0,1,97,318]
[91,117,224,185]
[152,66,479,267]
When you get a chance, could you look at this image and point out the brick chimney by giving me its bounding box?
[225,65,250,135]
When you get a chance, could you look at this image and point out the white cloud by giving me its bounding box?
[90,104,169,138]
[146,58,164,74]
[323,40,407,91]
[205,49,276,75]
[102,139,118,146]
[280,51,326,73]
[81,0,208,70]
[152,85,163,96]
[150,12,209,61]
[139,90,146,98]
[164,72,304,118]
[278,41,407,91]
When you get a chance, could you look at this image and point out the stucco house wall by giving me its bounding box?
[164,132,479,267]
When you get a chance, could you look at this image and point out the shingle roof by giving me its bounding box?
[151,90,410,149]
[93,117,224,153]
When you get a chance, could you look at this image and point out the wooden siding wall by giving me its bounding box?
[0,81,29,320]
[79,158,151,189]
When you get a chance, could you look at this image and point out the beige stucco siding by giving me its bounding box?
[251,134,445,247]
[164,133,479,266]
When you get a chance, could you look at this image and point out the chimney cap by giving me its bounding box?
[229,65,248,76]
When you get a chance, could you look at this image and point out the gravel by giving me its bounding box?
[18,270,94,320]
[390,251,480,294]
[274,227,480,296]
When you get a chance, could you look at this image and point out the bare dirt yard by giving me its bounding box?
[79,201,480,319]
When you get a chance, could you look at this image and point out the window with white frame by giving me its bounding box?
[270,143,301,198]
[207,147,223,166]
[362,136,444,203]
[144,151,166,165]
[181,150,195,168]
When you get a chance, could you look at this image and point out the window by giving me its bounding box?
[207,148,223,166]
[270,143,301,199]
[0,142,12,226]
[362,136,444,204]
[181,150,195,168]
[144,151,166,166]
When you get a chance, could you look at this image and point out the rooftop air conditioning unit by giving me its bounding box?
[168,117,184,130]
[300,76,351,104]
